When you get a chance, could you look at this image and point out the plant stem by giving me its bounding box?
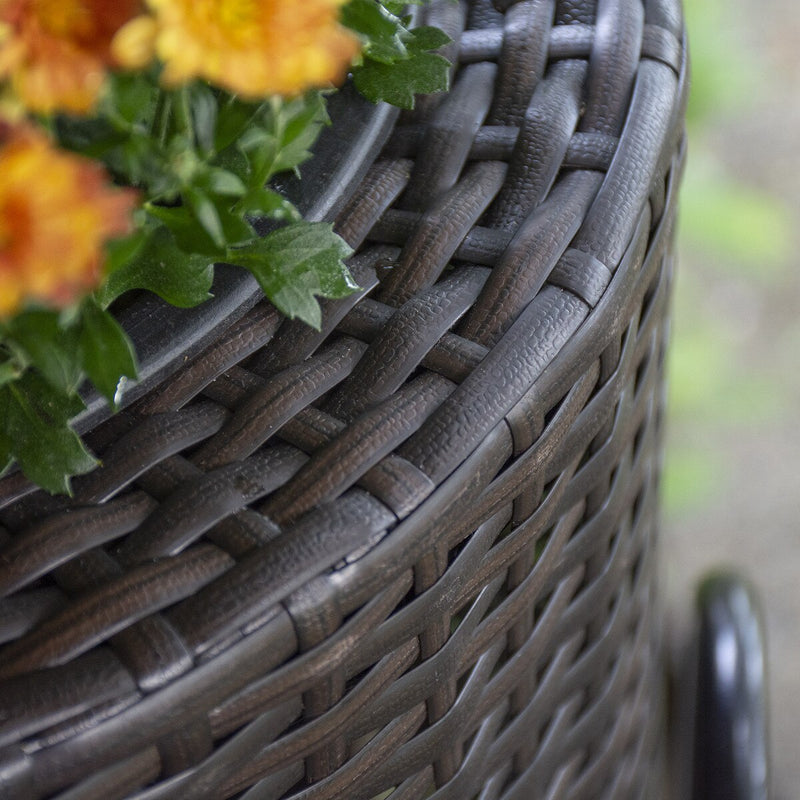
[151,90,173,147]
[175,86,193,142]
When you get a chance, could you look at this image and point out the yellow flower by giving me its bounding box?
[0,124,138,316]
[113,0,360,99]
[0,0,142,114]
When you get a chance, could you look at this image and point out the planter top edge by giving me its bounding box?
[73,85,399,435]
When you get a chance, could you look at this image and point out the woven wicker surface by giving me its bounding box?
[0,1,687,797]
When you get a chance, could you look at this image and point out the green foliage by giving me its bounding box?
[241,94,330,181]
[345,0,451,109]
[101,226,213,307]
[230,222,356,328]
[0,371,97,495]
[353,26,451,109]
[0,360,20,388]
[78,298,138,406]
[4,311,82,394]
[0,0,451,493]
[342,0,412,63]
[0,299,138,492]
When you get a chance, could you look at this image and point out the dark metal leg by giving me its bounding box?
[692,572,769,800]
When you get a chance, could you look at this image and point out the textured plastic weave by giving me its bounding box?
[0,0,687,797]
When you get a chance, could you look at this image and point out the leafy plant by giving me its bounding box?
[0,0,450,494]
[343,0,451,108]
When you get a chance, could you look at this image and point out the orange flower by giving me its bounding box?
[0,0,142,114]
[0,124,137,316]
[113,0,360,99]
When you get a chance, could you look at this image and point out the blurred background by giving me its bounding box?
[662,0,799,796]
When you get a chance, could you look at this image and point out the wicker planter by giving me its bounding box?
[0,1,687,798]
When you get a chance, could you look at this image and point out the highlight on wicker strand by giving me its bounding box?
[0,0,687,797]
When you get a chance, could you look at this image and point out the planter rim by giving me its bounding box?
[73,85,398,435]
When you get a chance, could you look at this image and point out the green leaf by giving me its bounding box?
[103,229,149,282]
[117,131,179,196]
[147,192,254,255]
[407,25,451,51]
[79,298,138,406]
[165,132,201,185]
[353,26,451,109]
[0,373,96,494]
[107,70,159,127]
[212,142,251,183]
[54,114,127,159]
[54,108,177,197]
[341,0,408,64]
[354,51,450,108]
[5,310,82,393]
[274,93,329,174]
[214,96,262,153]
[146,203,220,255]
[188,82,218,155]
[242,94,330,185]
[237,127,272,156]
[381,0,424,14]
[100,224,214,307]
[197,167,247,197]
[0,360,20,387]
[237,187,300,221]
[184,187,227,249]
[229,222,356,328]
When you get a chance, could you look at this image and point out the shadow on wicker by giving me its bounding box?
[0,0,687,798]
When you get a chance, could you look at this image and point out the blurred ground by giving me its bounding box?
[661,0,800,796]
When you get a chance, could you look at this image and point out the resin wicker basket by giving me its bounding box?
[0,0,687,797]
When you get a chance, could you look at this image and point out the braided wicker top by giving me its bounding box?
[0,1,687,798]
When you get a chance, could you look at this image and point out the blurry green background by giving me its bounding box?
[663,0,799,796]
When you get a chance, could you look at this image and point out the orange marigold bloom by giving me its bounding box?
[0,0,142,114]
[113,0,360,99]
[0,125,137,316]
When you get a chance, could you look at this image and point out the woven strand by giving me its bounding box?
[0,0,687,797]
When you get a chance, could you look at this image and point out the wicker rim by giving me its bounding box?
[0,1,688,797]
[74,86,399,435]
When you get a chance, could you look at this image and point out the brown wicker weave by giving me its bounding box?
[0,0,687,797]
